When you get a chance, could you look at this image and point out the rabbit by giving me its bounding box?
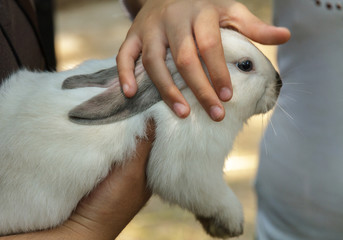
[0,29,281,238]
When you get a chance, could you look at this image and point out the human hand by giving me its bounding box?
[117,0,290,121]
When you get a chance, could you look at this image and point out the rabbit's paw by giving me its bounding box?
[196,215,243,239]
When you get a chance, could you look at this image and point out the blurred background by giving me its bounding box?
[54,0,275,239]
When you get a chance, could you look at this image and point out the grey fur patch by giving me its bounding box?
[63,57,186,125]
[62,67,118,89]
[68,73,162,125]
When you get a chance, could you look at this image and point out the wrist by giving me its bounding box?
[62,213,122,240]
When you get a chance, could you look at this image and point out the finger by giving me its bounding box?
[134,119,156,169]
[193,8,233,103]
[221,2,291,45]
[142,31,190,118]
[166,18,225,121]
[116,34,142,98]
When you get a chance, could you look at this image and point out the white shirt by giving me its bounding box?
[255,0,343,239]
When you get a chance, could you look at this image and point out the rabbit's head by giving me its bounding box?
[218,29,281,121]
[62,29,281,124]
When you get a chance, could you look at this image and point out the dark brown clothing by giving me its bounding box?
[0,0,55,83]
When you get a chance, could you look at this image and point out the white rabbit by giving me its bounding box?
[0,29,281,238]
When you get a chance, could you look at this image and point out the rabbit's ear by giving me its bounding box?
[62,67,119,89]
[64,58,185,125]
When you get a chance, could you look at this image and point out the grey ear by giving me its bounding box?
[63,56,186,125]
[67,73,162,125]
[62,67,118,89]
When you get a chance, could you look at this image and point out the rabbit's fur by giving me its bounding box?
[0,29,281,238]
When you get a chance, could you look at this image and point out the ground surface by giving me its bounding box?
[55,1,275,239]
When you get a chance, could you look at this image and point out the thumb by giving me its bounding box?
[220,2,291,45]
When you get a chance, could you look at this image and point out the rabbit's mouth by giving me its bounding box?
[275,72,282,95]
[255,72,282,114]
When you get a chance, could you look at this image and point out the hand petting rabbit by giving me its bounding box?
[0,29,281,238]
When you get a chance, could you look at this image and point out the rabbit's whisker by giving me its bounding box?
[276,102,294,120]
[269,117,277,136]
[282,82,304,85]
[281,94,297,102]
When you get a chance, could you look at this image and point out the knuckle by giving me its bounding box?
[164,85,180,98]
[175,51,196,70]
[198,37,220,53]
[141,51,156,67]
[156,80,176,95]
[154,80,180,101]
[229,14,242,25]
[228,4,246,23]
[196,88,215,103]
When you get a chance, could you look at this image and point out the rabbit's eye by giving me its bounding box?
[236,60,253,72]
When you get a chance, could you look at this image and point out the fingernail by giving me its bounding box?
[122,84,129,94]
[219,87,232,101]
[210,105,224,121]
[173,103,188,118]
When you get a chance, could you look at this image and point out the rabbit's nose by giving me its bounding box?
[275,72,282,94]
